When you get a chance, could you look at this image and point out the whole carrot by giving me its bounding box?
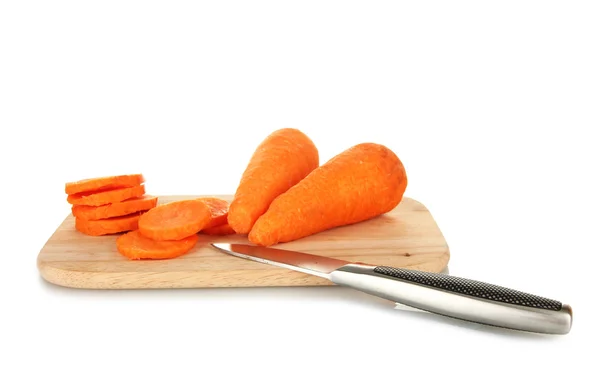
[228,128,319,234]
[248,143,407,246]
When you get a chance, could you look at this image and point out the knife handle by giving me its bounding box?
[329,264,573,334]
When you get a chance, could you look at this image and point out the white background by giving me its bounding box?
[1,1,598,386]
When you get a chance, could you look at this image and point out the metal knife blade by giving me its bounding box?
[211,243,347,279]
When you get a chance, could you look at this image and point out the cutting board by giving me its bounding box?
[37,195,450,289]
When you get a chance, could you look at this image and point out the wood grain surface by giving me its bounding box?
[37,195,450,289]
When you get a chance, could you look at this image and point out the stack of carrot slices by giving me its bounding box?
[65,174,158,236]
[117,197,235,260]
[65,174,237,260]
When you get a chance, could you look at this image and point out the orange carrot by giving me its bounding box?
[116,230,199,260]
[65,174,144,195]
[67,185,146,206]
[228,128,319,234]
[248,143,407,246]
[71,195,158,221]
[138,199,211,241]
[197,197,229,229]
[75,212,144,236]
[202,223,235,236]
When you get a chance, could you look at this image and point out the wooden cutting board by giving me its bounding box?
[37,195,450,289]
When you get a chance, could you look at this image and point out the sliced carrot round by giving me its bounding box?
[75,212,144,236]
[65,174,145,195]
[197,197,229,229]
[72,195,158,221]
[116,230,199,260]
[202,223,235,236]
[138,199,211,241]
[67,185,145,206]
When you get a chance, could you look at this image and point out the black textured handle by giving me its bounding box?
[373,266,562,311]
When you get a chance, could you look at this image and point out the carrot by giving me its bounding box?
[67,185,146,206]
[65,174,144,195]
[75,212,144,236]
[71,195,158,221]
[202,223,236,236]
[138,199,211,241]
[197,197,229,229]
[116,230,199,260]
[228,128,319,234]
[248,143,408,246]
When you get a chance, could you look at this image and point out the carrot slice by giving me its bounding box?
[75,212,144,236]
[72,195,158,221]
[65,174,144,195]
[202,223,235,236]
[228,128,319,234]
[116,230,199,260]
[67,185,145,206]
[248,143,408,246]
[197,197,229,229]
[138,199,211,241]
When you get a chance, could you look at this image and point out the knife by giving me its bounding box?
[211,243,573,335]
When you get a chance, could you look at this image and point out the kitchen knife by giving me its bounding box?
[211,243,573,335]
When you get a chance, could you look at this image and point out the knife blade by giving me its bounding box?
[211,243,573,335]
